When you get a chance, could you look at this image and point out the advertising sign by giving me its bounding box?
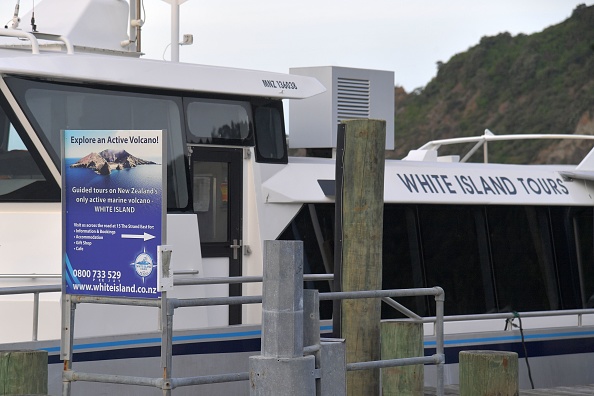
[62,130,165,299]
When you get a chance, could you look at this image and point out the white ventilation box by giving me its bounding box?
[289,66,394,150]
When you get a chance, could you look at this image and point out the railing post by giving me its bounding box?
[249,240,315,395]
[160,292,173,396]
[32,291,40,341]
[303,289,321,364]
[61,294,75,396]
[435,287,445,396]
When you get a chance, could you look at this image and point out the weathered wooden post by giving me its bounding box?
[0,350,48,395]
[334,119,386,395]
[459,350,519,396]
[381,321,424,395]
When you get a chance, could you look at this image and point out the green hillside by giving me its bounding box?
[391,4,594,164]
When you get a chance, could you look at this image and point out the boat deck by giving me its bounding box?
[425,384,594,395]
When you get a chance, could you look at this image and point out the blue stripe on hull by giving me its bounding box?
[48,338,262,365]
[427,335,594,364]
[45,326,594,366]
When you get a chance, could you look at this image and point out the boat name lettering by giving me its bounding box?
[262,80,298,90]
[397,173,569,196]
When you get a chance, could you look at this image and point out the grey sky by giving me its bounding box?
[2,1,592,91]
[140,0,593,91]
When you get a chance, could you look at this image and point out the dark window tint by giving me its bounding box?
[572,207,594,307]
[488,206,560,312]
[186,99,252,145]
[549,207,582,309]
[254,105,286,162]
[382,205,428,318]
[278,203,334,319]
[419,205,495,315]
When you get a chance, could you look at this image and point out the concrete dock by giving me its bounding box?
[424,384,594,395]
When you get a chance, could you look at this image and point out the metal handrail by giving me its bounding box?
[416,129,594,163]
[0,284,61,295]
[0,29,40,54]
[419,130,594,151]
[0,274,62,279]
[0,274,333,342]
[0,269,201,279]
[0,30,74,54]
[3,280,594,342]
[0,282,594,341]
[61,285,445,395]
[0,284,60,341]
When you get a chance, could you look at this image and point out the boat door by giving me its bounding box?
[191,146,243,324]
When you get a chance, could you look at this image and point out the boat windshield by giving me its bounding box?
[5,76,189,209]
[0,102,59,201]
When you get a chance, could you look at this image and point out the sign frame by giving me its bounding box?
[61,129,167,299]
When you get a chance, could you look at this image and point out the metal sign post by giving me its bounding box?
[60,129,167,395]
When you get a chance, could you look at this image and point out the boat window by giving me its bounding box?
[254,104,287,163]
[419,205,496,316]
[280,202,594,318]
[278,203,335,319]
[192,161,229,242]
[488,206,560,312]
[0,103,59,201]
[382,205,428,318]
[5,77,188,209]
[572,207,594,307]
[549,207,582,309]
[185,99,252,145]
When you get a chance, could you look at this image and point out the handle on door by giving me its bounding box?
[230,239,242,260]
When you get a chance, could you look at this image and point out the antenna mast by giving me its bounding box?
[161,0,189,62]
[8,0,20,29]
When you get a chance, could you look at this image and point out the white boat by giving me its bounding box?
[2,0,594,394]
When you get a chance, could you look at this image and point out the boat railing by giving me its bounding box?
[416,129,594,163]
[0,269,201,279]
[0,274,334,343]
[0,284,60,341]
[4,279,594,343]
[59,285,445,394]
[421,308,594,329]
[0,30,74,54]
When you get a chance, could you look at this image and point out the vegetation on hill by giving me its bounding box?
[391,4,594,164]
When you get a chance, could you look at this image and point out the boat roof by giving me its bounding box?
[0,48,325,99]
[0,0,326,99]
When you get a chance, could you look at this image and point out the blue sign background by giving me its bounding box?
[63,130,165,298]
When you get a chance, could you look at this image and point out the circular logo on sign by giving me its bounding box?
[133,252,154,279]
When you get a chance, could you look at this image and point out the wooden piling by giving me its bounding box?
[334,119,386,395]
[381,321,424,396]
[459,350,519,396]
[0,350,48,395]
